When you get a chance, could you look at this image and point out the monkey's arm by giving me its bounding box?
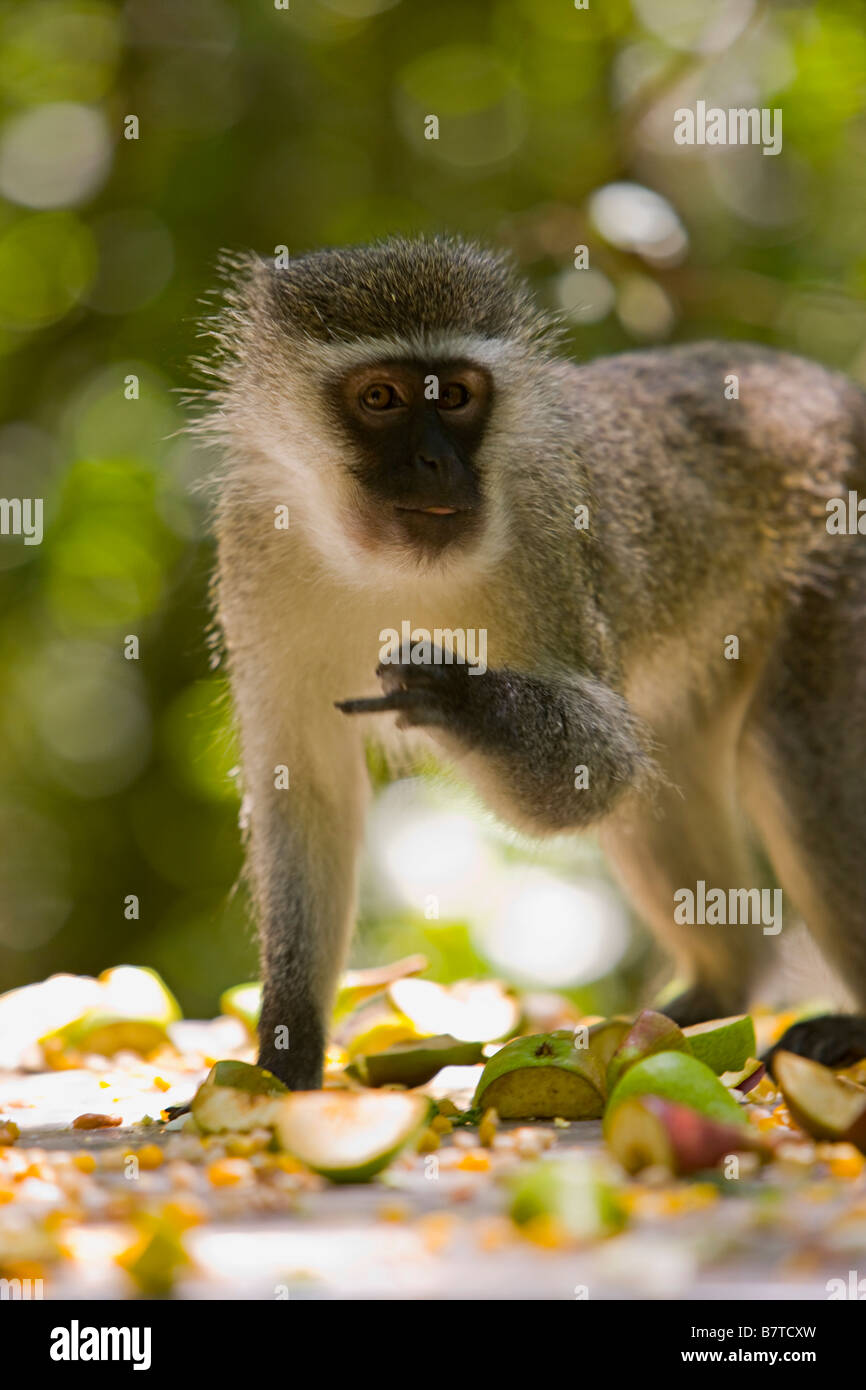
[338,654,656,835]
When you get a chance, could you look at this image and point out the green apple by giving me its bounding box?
[40,965,181,1059]
[273,1090,431,1182]
[473,1031,606,1120]
[584,1017,633,1072]
[346,1033,483,1088]
[607,1094,766,1175]
[604,1051,747,1135]
[508,1157,626,1240]
[388,978,520,1044]
[682,1015,756,1074]
[192,1060,288,1134]
[333,955,428,1023]
[774,1050,866,1150]
[606,1010,690,1093]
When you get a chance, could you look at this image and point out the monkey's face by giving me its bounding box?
[333,359,492,558]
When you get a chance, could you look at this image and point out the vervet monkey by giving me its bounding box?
[202,236,866,1087]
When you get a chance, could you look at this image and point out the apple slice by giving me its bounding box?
[346,1034,483,1088]
[333,955,428,1023]
[604,1051,747,1135]
[388,978,520,1044]
[606,1010,690,1093]
[682,1015,756,1074]
[607,1094,766,1175]
[40,965,181,1059]
[508,1156,626,1241]
[473,1031,606,1120]
[192,1060,288,1134]
[584,1017,633,1072]
[773,1050,866,1150]
[273,1090,431,1182]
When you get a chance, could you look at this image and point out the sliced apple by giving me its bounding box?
[192,1060,288,1134]
[774,1050,866,1150]
[346,1034,483,1088]
[40,965,181,1059]
[604,1051,747,1135]
[273,1090,431,1182]
[333,955,428,1023]
[584,1017,632,1072]
[721,1059,766,1094]
[508,1156,626,1240]
[607,1094,766,1175]
[473,1031,606,1120]
[606,1010,690,1093]
[388,978,520,1044]
[682,1015,756,1074]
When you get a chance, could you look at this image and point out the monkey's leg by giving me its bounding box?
[741,576,866,1067]
[249,767,366,1088]
[229,664,367,1087]
[600,755,775,1026]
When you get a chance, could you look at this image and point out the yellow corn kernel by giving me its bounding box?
[136,1144,164,1170]
[207,1157,252,1187]
[478,1107,499,1148]
[415,1127,440,1154]
[73,1152,97,1173]
[456,1150,490,1173]
[520,1214,565,1249]
[431,1114,453,1135]
[152,1076,171,1093]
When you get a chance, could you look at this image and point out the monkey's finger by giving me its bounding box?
[335,691,427,716]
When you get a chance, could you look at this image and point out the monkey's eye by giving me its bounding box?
[360,383,401,411]
[438,382,471,410]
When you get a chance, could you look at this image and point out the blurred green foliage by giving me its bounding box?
[0,0,864,1015]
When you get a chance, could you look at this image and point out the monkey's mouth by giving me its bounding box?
[391,502,478,554]
[396,505,464,517]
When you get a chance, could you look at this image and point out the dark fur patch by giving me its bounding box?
[265,236,554,345]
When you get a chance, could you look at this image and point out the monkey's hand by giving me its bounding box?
[337,653,657,834]
[336,650,477,729]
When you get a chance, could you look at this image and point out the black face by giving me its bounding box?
[333,358,493,557]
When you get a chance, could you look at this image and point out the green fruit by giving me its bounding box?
[346,1034,483,1087]
[192,1060,288,1134]
[606,1010,690,1092]
[273,1090,431,1182]
[604,1051,747,1136]
[40,965,181,1059]
[388,978,520,1044]
[682,1015,756,1074]
[607,1094,764,1176]
[584,1017,632,1072]
[473,1031,606,1120]
[774,1050,866,1149]
[333,955,428,1024]
[508,1157,626,1239]
[219,982,261,1035]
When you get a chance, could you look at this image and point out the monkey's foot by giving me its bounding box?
[763,1013,866,1075]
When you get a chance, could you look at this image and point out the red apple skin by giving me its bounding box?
[606,1010,690,1093]
[734,1062,766,1095]
[611,1094,766,1176]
